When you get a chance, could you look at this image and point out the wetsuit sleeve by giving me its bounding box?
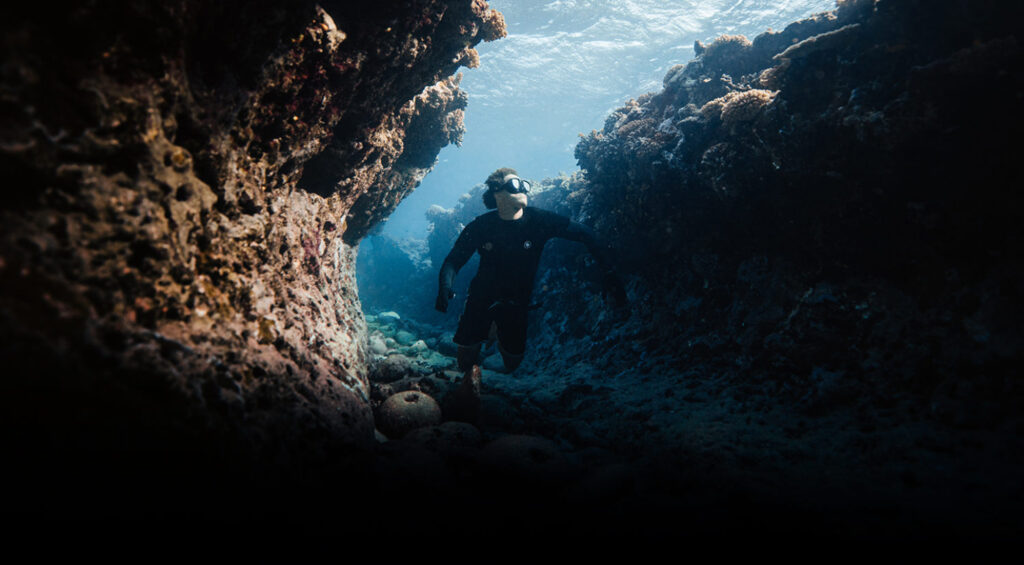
[555,219,614,271]
[554,216,628,306]
[438,222,477,295]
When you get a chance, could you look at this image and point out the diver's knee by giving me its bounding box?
[498,343,524,372]
[456,344,481,372]
[503,355,524,372]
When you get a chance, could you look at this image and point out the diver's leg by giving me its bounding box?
[495,304,528,373]
[452,364,482,424]
[456,343,482,372]
[453,341,483,422]
[450,296,491,423]
[452,295,489,372]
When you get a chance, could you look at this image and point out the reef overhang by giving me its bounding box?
[0,0,505,510]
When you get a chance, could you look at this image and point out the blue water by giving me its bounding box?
[382,0,836,239]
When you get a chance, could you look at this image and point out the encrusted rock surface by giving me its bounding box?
[0,0,504,516]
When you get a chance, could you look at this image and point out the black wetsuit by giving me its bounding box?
[438,207,611,354]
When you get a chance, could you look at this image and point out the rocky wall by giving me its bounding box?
[0,0,505,514]
[571,0,1024,420]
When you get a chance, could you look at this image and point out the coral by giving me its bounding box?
[699,96,728,120]
[773,23,861,61]
[377,390,443,439]
[662,64,687,89]
[616,117,657,138]
[721,89,777,126]
[458,47,481,69]
[698,89,776,126]
[563,0,1024,486]
[757,63,787,90]
[697,34,753,68]
[475,3,508,42]
[342,74,470,242]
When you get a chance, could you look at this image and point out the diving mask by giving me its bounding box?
[498,175,531,195]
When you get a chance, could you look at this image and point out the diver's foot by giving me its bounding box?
[450,365,482,424]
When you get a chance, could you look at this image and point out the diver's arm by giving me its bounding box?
[436,224,476,312]
[558,220,613,269]
[557,220,627,306]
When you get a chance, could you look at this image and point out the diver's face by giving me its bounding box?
[494,188,528,208]
[496,174,529,208]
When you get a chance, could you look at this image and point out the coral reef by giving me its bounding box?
[555,0,1024,538]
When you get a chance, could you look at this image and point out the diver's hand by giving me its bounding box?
[435,289,455,313]
[601,271,627,308]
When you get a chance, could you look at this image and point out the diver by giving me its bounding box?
[435,167,626,421]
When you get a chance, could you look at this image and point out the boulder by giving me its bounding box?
[377,390,443,439]
[395,330,417,346]
[436,332,459,356]
[422,351,452,371]
[369,354,415,383]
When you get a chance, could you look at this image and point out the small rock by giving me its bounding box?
[423,351,451,371]
[409,339,428,353]
[395,330,417,346]
[370,353,414,383]
[369,334,388,355]
[436,332,458,356]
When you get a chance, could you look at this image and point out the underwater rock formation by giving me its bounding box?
[0,0,505,512]
[571,0,1024,417]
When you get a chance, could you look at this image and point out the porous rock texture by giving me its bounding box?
[0,0,504,518]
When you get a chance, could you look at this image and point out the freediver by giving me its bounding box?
[435,167,627,421]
